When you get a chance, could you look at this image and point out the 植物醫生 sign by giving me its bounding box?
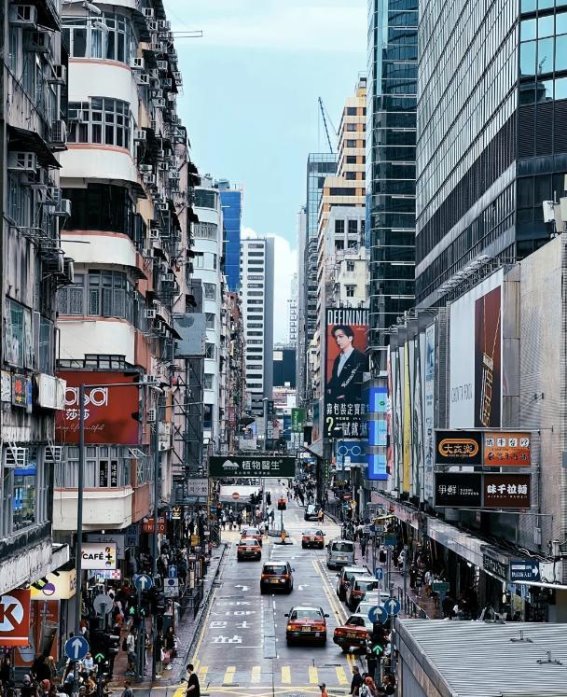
[208,456,295,478]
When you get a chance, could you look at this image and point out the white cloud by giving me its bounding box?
[242,227,297,344]
[165,0,366,53]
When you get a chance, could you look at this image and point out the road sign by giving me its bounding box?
[64,635,89,661]
[163,577,179,598]
[0,590,31,646]
[384,534,397,548]
[385,597,401,616]
[133,574,153,592]
[93,594,113,616]
[510,559,540,582]
[368,605,388,624]
[374,567,384,581]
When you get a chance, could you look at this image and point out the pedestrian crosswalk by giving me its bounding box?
[192,662,352,688]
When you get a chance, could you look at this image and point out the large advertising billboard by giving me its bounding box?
[423,324,436,502]
[324,307,369,439]
[56,371,139,444]
[449,271,503,428]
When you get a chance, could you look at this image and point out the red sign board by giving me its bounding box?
[0,589,31,647]
[55,371,139,445]
[483,432,531,467]
[483,474,531,508]
[142,517,166,534]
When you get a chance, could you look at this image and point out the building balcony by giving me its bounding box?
[53,485,147,531]
[59,318,136,364]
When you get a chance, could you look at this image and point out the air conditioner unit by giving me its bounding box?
[143,174,156,185]
[172,71,182,83]
[44,445,63,464]
[157,20,171,30]
[10,4,37,26]
[51,119,67,147]
[43,249,64,274]
[156,148,165,159]
[48,65,66,85]
[148,20,158,32]
[53,198,72,218]
[63,257,75,283]
[134,129,147,141]
[142,7,154,18]
[156,60,168,71]
[157,202,168,212]
[8,151,37,172]
[158,162,168,172]
[136,72,150,86]
[142,247,153,257]
[4,445,29,468]
[130,57,144,70]
[141,373,158,384]
[161,78,173,89]
[139,164,153,174]
[168,170,180,180]
[25,30,49,53]
[149,228,160,239]
[163,272,175,282]
[152,98,166,109]
[147,408,156,422]
[145,309,157,319]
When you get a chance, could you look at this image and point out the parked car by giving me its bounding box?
[356,591,392,617]
[346,575,380,611]
[285,606,328,645]
[236,538,262,561]
[326,539,355,568]
[260,561,294,594]
[302,529,325,549]
[241,527,263,546]
[304,504,320,521]
[336,565,370,601]
[333,614,373,652]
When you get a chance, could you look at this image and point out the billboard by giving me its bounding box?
[483,432,531,467]
[0,589,31,646]
[81,542,117,569]
[291,408,305,433]
[209,455,296,478]
[423,324,436,501]
[449,271,503,428]
[434,473,482,507]
[55,371,139,445]
[324,307,369,439]
[434,472,531,509]
[435,430,483,465]
[483,474,531,508]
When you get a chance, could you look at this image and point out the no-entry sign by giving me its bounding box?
[0,589,31,646]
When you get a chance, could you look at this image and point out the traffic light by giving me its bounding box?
[277,498,287,511]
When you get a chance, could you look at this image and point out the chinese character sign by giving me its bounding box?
[434,473,482,507]
[483,474,531,508]
[483,432,531,467]
[324,307,369,439]
[208,456,296,478]
[435,430,483,465]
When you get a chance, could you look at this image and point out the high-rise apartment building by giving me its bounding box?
[367,0,417,365]
[289,272,298,345]
[415,0,566,306]
[216,179,242,291]
[240,237,274,415]
[0,0,70,596]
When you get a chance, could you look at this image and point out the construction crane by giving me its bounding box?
[318,97,337,154]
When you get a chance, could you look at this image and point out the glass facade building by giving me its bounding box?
[216,181,242,291]
[367,0,418,364]
[416,0,567,307]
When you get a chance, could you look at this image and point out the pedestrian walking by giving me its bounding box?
[350,665,363,696]
[360,534,368,558]
[121,680,133,697]
[318,684,329,697]
[317,508,324,524]
[185,664,200,697]
[125,629,136,674]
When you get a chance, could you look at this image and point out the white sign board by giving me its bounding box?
[86,534,125,560]
[81,542,117,569]
[186,478,208,497]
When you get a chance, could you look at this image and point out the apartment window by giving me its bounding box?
[58,271,135,322]
[346,140,356,147]
[335,219,345,234]
[63,14,132,63]
[330,187,355,196]
[346,285,355,297]
[204,283,216,300]
[204,373,214,390]
[194,189,218,209]
[335,240,344,250]
[205,313,215,329]
[193,252,204,268]
[346,107,357,115]
[67,98,131,149]
[346,155,357,164]
[205,343,215,359]
[346,261,355,272]
[57,445,133,488]
[345,172,356,180]
[7,174,33,228]
[194,222,218,240]
[348,219,358,235]
[346,123,357,131]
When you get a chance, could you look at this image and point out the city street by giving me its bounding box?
[187,478,361,695]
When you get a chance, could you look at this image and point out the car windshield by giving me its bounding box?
[346,616,366,627]
[263,564,287,574]
[332,542,354,552]
[356,581,378,591]
[307,505,317,512]
[304,529,322,535]
[290,609,322,620]
[240,539,257,546]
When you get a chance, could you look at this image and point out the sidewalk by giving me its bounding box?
[109,542,228,689]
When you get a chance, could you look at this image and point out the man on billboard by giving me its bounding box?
[326,324,369,404]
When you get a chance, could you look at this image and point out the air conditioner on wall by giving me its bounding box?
[25,30,49,53]
[156,60,168,71]
[136,73,150,86]
[147,408,156,422]
[149,228,160,240]
[8,151,37,172]
[142,8,154,18]
[10,4,37,26]
[48,65,66,85]
[145,309,157,319]
[139,164,153,174]
[130,57,144,70]
[134,129,147,141]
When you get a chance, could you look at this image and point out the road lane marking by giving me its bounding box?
[198,666,208,683]
[251,666,261,683]
[223,666,236,684]
[281,666,291,683]
[336,666,348,685]
[308,666,318,684]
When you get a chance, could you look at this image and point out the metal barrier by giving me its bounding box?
[178,582,204,620]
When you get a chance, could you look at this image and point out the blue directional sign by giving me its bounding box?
[64,636,89,661]
[374,567,384,581]
[510,559,540,582]
[133,574,153,592]
[385,597,401,616]
[368,605,388,625]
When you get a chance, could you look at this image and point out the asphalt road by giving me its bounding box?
[188,478,362,696]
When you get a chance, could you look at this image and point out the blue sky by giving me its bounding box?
[163,0,367,340]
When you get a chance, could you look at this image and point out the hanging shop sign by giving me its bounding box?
[209,455,295,478]
[86,534,125,560]
[435,430,482,465]
[142,517,166,534]
[483,548,509,581]
[482,432,531,467]
[483,474,531,508]
[80,542,117,569]
[31,570,77,600]
[0,589,31,646]
[434,473,482,508]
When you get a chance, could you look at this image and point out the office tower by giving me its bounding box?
[193,177,225,452]
[240,237,275,415]
[0,0,70,596]
[289,272,298,345]
[273,346,297,388]
[55,2,195,548]
[415,0,566,306]
[216,179,243,291]
[367,0,417,365]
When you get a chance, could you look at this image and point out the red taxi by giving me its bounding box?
[260,561,294,594]
[285,606,328,645]
[237,538,262,561]
[346,575,380,611]
[301,529,325,549]
[333,613,373,652]
[240,527,263,546]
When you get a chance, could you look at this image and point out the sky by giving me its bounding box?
[163,0,367,342]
